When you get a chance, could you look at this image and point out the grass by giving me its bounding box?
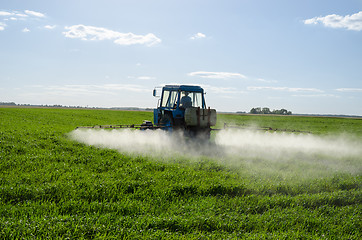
[217,113,362,135]
[0,107,361,239]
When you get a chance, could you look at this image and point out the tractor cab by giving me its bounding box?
[153,85,206,128]
[160,86,205,110]
[153,85,216,137]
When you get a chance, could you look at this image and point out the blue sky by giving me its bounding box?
[1,0,362,115]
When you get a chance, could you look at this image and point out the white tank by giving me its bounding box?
[184,107,217,127]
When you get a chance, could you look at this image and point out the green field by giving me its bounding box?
[1,107,361,239]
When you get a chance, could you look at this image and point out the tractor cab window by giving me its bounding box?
[161,90,178,108]
[180,91,204,109]
[191,92,203,108]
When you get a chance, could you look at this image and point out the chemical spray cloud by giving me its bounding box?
[70,129,207,157]
[214,129,362,175]
[215,129,362,159]
[70,128,362,174]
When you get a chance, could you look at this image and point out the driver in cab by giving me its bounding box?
[180,91,192,109]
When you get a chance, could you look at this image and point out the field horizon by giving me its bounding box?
[2,103,362,119]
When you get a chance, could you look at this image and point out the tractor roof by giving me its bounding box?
[163,85,203,92]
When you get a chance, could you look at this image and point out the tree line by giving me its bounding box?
[0,102,88,108]
[0,102,16,105]
[250,107,292,115]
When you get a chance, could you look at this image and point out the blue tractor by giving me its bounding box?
[152,85,217,138]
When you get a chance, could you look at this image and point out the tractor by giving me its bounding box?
[152,85,217,138]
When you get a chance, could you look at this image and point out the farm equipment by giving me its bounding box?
[77,85,217,138]
[153,85,216,138]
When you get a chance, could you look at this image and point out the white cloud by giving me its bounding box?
[157,82,245,94]
[336,88,362,92]
[35,84,150,96]
[304,11,362,31]
[190,32,206,40]
[137,76,156,80]
[292,94,339,98]
[63,24,161,46]
[0,10,44,31]
[0,11,13,16]
[247,86,323,93]
[0,10,46,28]
[256,78,278,83]
[24,10,45,18]
[202,84,246,94]
[128,76,156,80]
[188,71,247,79]
[15,13,28,18]
[0,22,6,31]
[44,25,56,30]
[98,84,150,92]
[1,10,45,18]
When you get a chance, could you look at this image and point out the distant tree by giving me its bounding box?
[280,109,287,115]
[0,102,16,106]
[262,107,271,114]
[250,107,262,114]
[278,109,292,115]
[250,107,292,115]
